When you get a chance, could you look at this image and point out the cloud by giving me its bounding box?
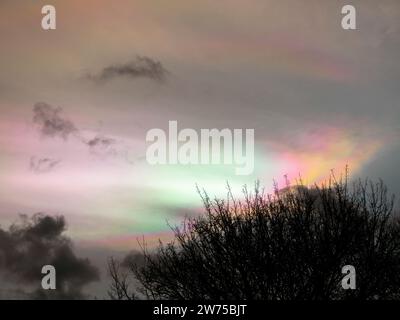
[86,56,169,83]
[29,156,61,174]
[31,102,142,165]
[33,102,77,139]
[108,250,155,299]
[120,250,148,269]
[0,214,100,299]
[83,134,144,165]
[85,135,118,157]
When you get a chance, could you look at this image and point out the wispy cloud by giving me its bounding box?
[29,157,61,174]
[85,135,117,156]
[33,102,77,140]
[86,56,169,83]
[31,103,141,165]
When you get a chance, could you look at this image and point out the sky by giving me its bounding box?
[0,0,399,298]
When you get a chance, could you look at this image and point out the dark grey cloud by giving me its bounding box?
[86,56,169,83]
[0,214,100,299]
[120,250,148,269]
[108,249,155,299]
[29,156,61,174]
[33,102,77,139]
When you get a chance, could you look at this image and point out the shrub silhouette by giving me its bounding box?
[109,174,400,300]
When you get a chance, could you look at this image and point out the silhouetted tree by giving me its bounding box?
[109,173,400,300]
[108,257,137,300]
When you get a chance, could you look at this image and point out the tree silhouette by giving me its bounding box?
[109,173,400,300]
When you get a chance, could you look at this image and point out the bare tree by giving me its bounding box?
[108,257,136,300]
[110,173,400,300]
